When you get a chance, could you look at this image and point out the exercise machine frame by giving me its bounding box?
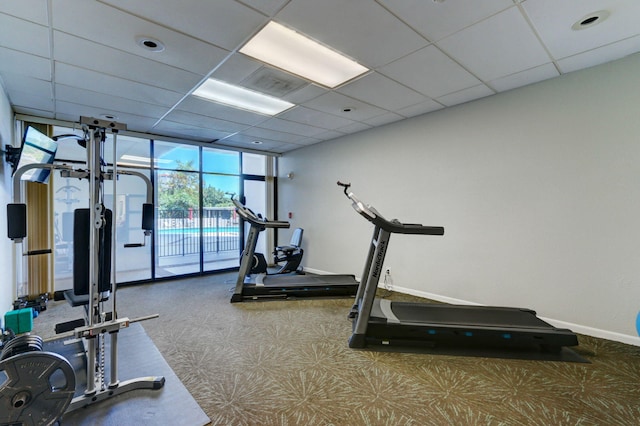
[3,117,163,424]
[338,181,578,353]
[230,196,358,302]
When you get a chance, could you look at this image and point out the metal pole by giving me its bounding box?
[111,130,118,317]
[109,130,120,388]
[85,127,99,395]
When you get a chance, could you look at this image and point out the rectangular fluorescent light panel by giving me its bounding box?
[240,21,369,89]
[192,78,294,116]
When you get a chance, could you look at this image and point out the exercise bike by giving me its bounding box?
[248,228,304,275]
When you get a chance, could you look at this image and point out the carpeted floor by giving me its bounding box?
[33,273,640,425]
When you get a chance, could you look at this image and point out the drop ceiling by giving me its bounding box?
[1,0,639,154]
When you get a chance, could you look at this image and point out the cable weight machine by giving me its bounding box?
[1,117,164,425]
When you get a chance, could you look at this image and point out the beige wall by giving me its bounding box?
[278,53,640,345]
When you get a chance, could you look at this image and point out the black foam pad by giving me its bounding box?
[7,203,27,239]
[73,208,112,295]
[142,203,154,231]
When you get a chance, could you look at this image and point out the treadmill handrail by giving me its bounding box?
[232,198,290,229]
[341,186,444,236]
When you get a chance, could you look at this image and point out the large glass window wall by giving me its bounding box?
[48,124,267,288]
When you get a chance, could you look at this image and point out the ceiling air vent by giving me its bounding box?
[241,67,307,98]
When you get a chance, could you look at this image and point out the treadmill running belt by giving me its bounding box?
[259,274,357,287]
[388,302,555,329]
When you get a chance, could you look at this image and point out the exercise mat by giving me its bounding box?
[43,322,210,426]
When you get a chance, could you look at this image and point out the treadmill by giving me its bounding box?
[230,197,359,302]
[338,182,578,352]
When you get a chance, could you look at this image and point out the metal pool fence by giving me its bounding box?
[156,207,240,257]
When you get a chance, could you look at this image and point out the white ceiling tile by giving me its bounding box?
[276,0,428,68]
[0,1,49,25]
[177,97,269,126]
[153,120,235,142]
[222,131,297,148]
[239,0,289,16]
[55,101,158,132]
[54,32,203,93]
[55,85,169,119]
[0,13,49,57]
[379,45,481,98]
[437,7,550,81]
[396,99,443,118]
[312,129,346,141]
[278,106,355,130]
[216,136,292,153]
[54,0,230,75]
[55,63,183,107]
[163,110,250,134]
[557,36,640,74]
[8,91,54,112]
[436,84,495,107]
[257,117,327,137]
[523,0,640,59]
[363,112,404,127]
[379,0,514,41]
[292,137,323,146]
[282,84,326,104]
[14,106,55,119]
[490,63,559,92]
[1,74,52,100]
[337,72,428,111]
[336,121,372,134]
[0,47,51,81]
[276,145,305,153]
[241,126,304,143]
[302,92,388,122]
[210,53,263,85]
[100,0,267,51]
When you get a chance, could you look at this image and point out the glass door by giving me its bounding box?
[202,148,240,272]
[242,179,268,258]
[240,153,273,263]
[154,142,201,278]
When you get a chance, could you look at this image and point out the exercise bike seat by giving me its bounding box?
[274,228,303,258]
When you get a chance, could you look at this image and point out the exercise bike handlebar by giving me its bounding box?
[232,198,290,229]
[337,181,444,236]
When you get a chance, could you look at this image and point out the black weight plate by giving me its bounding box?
[0,351,76,426]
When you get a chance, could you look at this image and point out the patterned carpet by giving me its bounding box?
[34,273,640,425]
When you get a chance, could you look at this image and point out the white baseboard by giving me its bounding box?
[302,267,640,347]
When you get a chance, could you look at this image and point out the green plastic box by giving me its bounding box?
[4,307,34,334]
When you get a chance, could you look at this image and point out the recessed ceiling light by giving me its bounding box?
[136,36,165,52]
[239,21,369,89]
[252,140,263,145]
[342,107,355,113]
[99,114,118,120]
[571,10,610,31]
[193,78,294,116]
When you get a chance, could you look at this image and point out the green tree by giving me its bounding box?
[158,160,198,217]
[158,160,233,216]
[203,185,232,207]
